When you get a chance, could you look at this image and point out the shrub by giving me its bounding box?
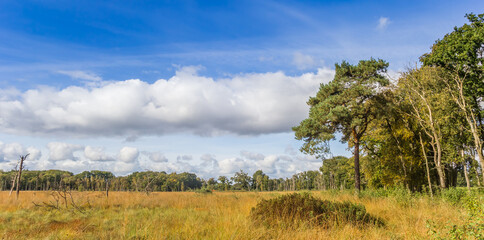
[441,188,467,205]
[250,193,384,228]
[194,188,213,194]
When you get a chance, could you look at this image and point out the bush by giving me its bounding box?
[441,188,467,205]
[250,193,383,228]
[194,188,213,194]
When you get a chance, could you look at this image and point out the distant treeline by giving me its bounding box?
[0,157,480,193]
[0,169,324,192]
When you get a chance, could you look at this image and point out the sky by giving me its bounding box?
[0,0,482,178]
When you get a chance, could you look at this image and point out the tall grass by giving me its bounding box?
[0,190,473,239]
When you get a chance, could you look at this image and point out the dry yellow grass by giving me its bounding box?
[0,191,465,239]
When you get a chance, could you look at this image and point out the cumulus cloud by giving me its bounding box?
[0,142,41,162]
[0,66,334,138]
[216,150,322,177]
[118,147,139,163]
[377,17,390,30]
[200,154,219,168]
[219,157,249,174]
[177,155,193,161]
[147,151,168,163]
[26,147,42,161]
[84,146,114,162]
[47,142,83,161]
[240,150,265,161]
[114,161,139,174]
[256,155,279,172]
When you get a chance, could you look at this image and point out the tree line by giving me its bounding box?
[294,13,484,193]
[0,169,332,192]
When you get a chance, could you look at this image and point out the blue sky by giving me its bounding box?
[0,0,482,178]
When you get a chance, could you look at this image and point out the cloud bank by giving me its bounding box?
[0,66,334,138]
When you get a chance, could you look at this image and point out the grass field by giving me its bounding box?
[0,190,471,239]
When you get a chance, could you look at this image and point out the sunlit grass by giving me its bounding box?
[0,191,466,239]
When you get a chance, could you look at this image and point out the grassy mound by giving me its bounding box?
[250,193,384,228]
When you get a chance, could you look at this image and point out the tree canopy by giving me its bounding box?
[294,58,389,191]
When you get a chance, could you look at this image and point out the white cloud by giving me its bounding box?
[177,155,193,161]
[240,150,265,161]
[219,157,249,174]
[292,52,315,70]
[114,161,138,174]
[84,146,114,162]
[118,146,139,163]
[147,151,168,163]
[47,142,83,161]
[200,154,219,168]
[0,88,21,101]
[57,70,102,82]
[54,159,88,172]
[26,147,42,161]
[0,142,41,162]
[1,142,24,160]
[0,66,334,138]
[377,17,390,30]
[255,155,279,174]
[216,150,322,177]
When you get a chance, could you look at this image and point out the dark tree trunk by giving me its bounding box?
[354,136,361,192]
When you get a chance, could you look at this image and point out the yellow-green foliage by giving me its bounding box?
[0,191,468,239]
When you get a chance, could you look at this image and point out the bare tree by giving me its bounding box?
[15,154,29,200]
[8,163,19,197]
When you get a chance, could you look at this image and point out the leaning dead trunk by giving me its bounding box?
[9,172,18,197]
[16,154,29,200]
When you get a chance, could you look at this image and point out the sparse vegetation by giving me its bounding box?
[0,190,479,239]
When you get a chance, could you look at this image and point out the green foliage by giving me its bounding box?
[427,194,484,239]
[194,187,213,194]
[250,193,384,228]
[293,58,390,156]
[358,187,416,208]
[231,170,251,191]
[294,58,390,191]
[441,188,468,206]
[320,156,354,190]
[421,13,484,96]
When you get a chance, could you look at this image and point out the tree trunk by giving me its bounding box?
[461,149,471,193]
[16,155,27,200]
[476,167,482,187]
[449,73,484,187]
[429,140,446,188]
[105,179,109,198]
[419,133,433,197]
[354,136,361,192]
[9,173,17,197]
